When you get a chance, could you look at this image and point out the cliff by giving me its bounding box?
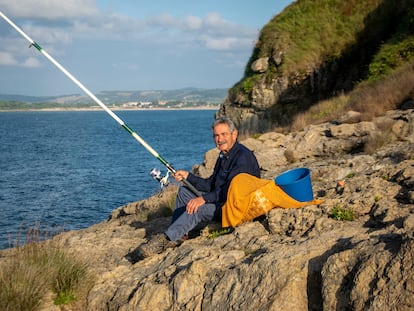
[33,108,414,310]
[217,0,414,134]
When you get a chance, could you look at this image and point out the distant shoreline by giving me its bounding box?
[0,106,220,112]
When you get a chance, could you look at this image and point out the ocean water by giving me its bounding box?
[0,110,216,249]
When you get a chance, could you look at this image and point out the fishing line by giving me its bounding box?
[0,11,202,197]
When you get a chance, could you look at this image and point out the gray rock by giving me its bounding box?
[6,109,413,310]
[251,57,269,73]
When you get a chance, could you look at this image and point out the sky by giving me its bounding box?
[0,0,294,96]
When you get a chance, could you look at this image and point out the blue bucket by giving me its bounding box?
[275,168,313,202]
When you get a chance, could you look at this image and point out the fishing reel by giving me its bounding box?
[150,168,170,190]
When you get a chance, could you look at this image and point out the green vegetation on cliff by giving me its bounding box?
[228,0,414,131]
[256,0,409,76]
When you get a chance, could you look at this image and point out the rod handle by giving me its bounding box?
[182,178,202,197]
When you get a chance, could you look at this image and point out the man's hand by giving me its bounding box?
[173,170,189,182]
[186,197,205,214]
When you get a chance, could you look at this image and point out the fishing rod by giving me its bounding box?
[0,11,202,197]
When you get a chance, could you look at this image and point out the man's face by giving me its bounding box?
[213,123,238,154]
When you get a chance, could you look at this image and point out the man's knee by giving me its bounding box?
[177,186,196,200]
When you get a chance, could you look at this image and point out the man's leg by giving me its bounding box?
[166,199,218,241]
[132,187,219,259]
[171,186,197,223]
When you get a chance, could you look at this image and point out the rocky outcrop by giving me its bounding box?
[217,1,413,134]
[22,109,414,310]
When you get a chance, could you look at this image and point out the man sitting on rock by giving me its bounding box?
[136,116,260,258]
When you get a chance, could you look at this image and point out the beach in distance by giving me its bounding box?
[0,105,220,112]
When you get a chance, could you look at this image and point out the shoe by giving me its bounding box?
[137,233,179,258]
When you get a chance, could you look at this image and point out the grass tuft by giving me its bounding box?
[208,227,233,239]
[330,205,355,221]
[0,228,92,310]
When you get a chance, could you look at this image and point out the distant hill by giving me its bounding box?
[0,87,228,106]
[0,94,60,103]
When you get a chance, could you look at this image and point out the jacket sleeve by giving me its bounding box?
[186,159,220,193]
[186,173,213,192]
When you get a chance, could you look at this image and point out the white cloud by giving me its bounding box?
[182,15,202,31]
[200,35,252,51]
[179,13,257,51]
[0,1,259,73]
[0,51,41,67]
[202,12,251,36]
[0,0,98,19]
[22,24,72,45]
[143,12,257,51]
[22,56,41,67]
[0,52,18,65]
[69,13,145,41]
[204,12,230,28]
[1,1,257,50]
[147,13,176,28]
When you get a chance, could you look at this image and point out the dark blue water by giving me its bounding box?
[0,110,216,249]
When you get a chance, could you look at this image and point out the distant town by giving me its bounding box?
[117,99,219,109]
[0,87,228,111]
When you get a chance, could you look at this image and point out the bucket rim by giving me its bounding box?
[275,168,311,184]
[277,167,310,175]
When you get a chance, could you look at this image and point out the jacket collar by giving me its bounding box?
[219,141,240,159]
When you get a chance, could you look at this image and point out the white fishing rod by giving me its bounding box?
[0,11,201,196]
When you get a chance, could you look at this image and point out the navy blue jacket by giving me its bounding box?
[187,141,260,206]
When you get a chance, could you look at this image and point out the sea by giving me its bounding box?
[0,109,216,250]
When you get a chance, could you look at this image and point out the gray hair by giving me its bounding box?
[212,116,237,132]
